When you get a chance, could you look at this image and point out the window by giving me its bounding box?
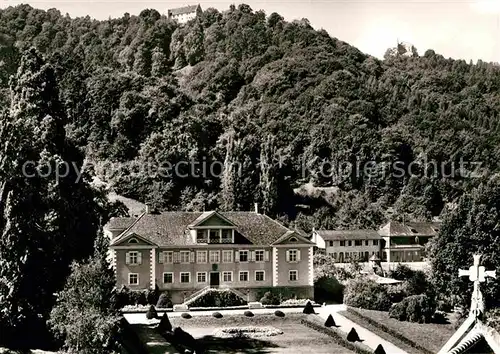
[128,273,139,285]
[222,271,233,282]
[289,270,298,282]
[340,241,345,246]
[290,237,298,242]
[209,230,220,242]
[197,272,207,283]
[163,273,173,284]
[180,251,190,263]
[196,230,208,243]
[163,251,173,263]
[255,270,265,282]
[348,241,352,246]
[209,250,220,263]
[239,250,249,262]
[180,272,190,283]
[355,240,362,246]
[127,251,140,265]
[255,250,265,262]
[410,228,418,233]
[221,229,232,242]
[329,241,334,247]
[365,240,369,246]
[239,271,249,282]
[222,250,233,263]
[287,249,298,262]
[373,240,379,246]
[197,251,207,263]
[128,238,138,244]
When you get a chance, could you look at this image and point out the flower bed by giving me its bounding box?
[122,304,172,313]
[212,326,284,338]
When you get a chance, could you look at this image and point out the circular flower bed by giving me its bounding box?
[212,326,284,338]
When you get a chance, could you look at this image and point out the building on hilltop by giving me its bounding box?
[167,4,202,24]
[312,220,441,263]
[104,208,315,304]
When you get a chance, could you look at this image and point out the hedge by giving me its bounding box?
[345,307,433,354]
[300,317,373,354]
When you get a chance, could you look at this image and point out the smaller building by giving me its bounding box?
[311,229,382,262]
[378,221,441,262]
[167,4,202,24]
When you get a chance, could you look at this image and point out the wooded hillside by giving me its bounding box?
[1,4,500,230]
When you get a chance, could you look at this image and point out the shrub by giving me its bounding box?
[158,312,172,332]
[212,312,223,318]
[324,314,336,327]
[386,283,408,303]
[172,327,202,353]
[146,305,158,319]
[346,327,361,342]
[260,291,280,305]
[187,289,247,308]
[244,310,254,317]
[156,292,173,308]
[303,301,315,314]
[387,264,414,280]
[181,312,192,319]
[389,294,436,323]
[374,344,387,354]
[314,276,344,304]
[343,277,392,311]
[147,286,160,305]
[274,310,285,317]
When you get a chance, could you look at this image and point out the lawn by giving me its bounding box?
[168,313,357,353]
[340,308,458,354]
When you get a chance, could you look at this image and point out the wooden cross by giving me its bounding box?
[458,254,496,317]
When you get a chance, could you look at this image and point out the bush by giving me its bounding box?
[244,310,254,317]
[324,314,336,327]
[386,283,408,303]
[158,312,172,332]
[389,294,436,323]
[314,276,344,304]
[260,291,280,305]
[146,305,158,319]
[343,277,392,311]
[387,264,414,280]
[212,312,223,318]
[274,310,285,317]
[187,289,247,308]
[156,292,173,308]
[147,286,160,305]
[303,301,315,314]
[181,312,192,319]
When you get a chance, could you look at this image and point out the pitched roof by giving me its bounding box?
[378,221,442,237]
[315,230,381,241]
[105,216,136,230]
[168,5,200,16]
[108,211,292,247]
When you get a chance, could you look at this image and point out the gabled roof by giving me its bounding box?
[107,211,293,247]
[271,230,315,245]
[315,230,381,241]
[378,221,441,237]
[112,232,157,247]
[441,321,500,354]
[187,210,236,228]
[105,216,136,230]
[168,4,200,16]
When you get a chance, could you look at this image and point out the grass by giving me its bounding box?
[340,307,457,354]
[169,313,357,353]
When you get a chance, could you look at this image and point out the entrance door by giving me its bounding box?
[210,272,220,287]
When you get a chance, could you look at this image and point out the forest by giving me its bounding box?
[1,4,500,232]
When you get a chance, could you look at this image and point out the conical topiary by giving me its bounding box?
[158,311,172,332]
[146,305,158,319]
[324,314,336,327]
[346,327,361,342]
[374,344,386,354]
[303,300,315,314]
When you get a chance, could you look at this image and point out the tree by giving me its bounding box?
[0,48,115,349]
[49,233,122,353]
[428,176,500,310]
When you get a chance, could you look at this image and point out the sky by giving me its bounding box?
[1,0,499,63]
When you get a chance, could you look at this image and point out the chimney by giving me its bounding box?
[254,203,259,214]
[145,204,150,214]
